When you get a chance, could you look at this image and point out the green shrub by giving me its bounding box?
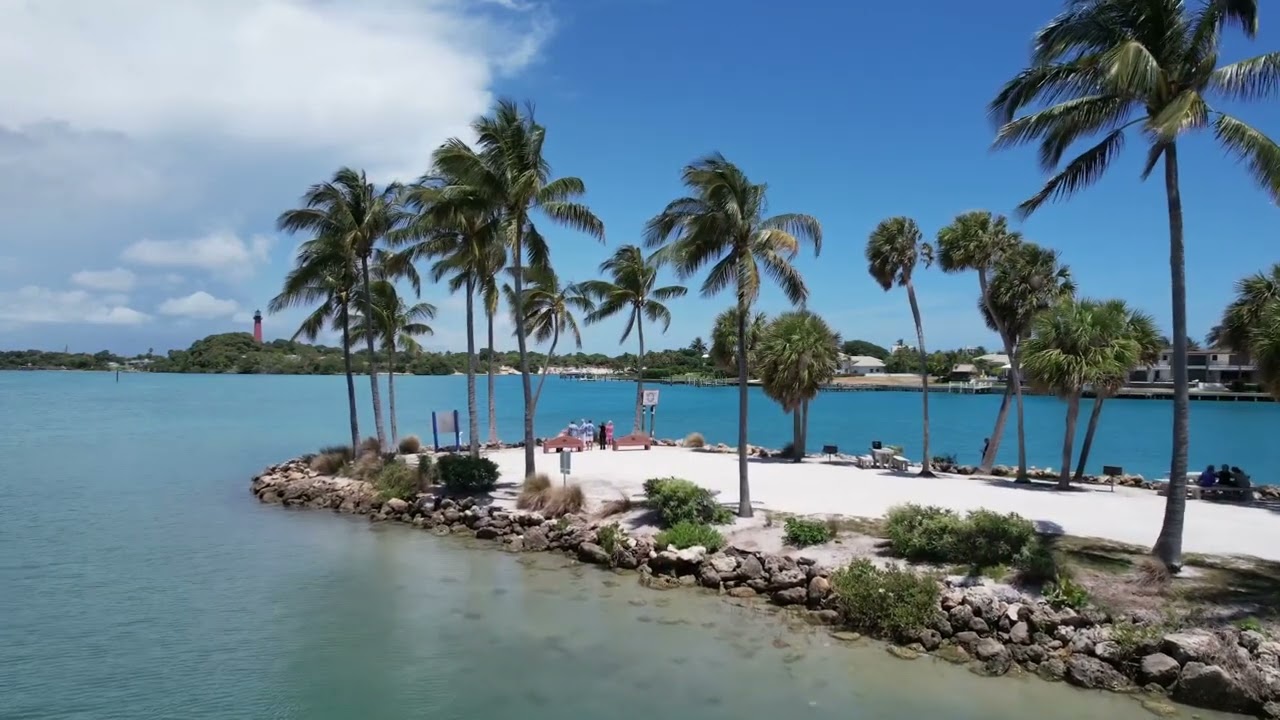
[655,521,725,551]
[1236,617,1265,634]
[830,559,940,638]
[885,505,964,562]
[1013,537,1060,584]
[375,460,418,501]
[643,477,732,527]
[1111,619,1165,662]
[683,431,706,448]
[398,435,422,454]
[598,522,623,555]
[784,517,833,547]
[1044,575,1090,610]
[417,454,437,485]
[437,454,500,494]
[955,509,1035,568]
[884,504,1036,569]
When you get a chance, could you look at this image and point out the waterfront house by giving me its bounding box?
[837,354,886,377]
[1128,348,1256,385]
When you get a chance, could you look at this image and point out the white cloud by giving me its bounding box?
[157,291,239,319]
[122,231,272,280]
[0,1,553,180]
[70,267,136,292]
[0,286,150,325]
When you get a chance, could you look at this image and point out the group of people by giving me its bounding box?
[1197,463,1252,489]
[562,418,614,450]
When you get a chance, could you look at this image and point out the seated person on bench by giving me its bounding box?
[1197,464,1218,488]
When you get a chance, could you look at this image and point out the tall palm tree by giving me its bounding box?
[936,211,1024,472]
[1212,264,1280,397]
[581,245,687,432]
[278,167,407,451]
[710,308,768,375]
[351,280,435,447]
[480,249,506,445]
[756,310,840,462]
[510,267,595,414]
[991,0,1280,566]
[690,337,708,355]
[1074,302,1161,480]
[645,154,822,517]
[432,100,604,475]
[866,216,935,477]
[269,234,361,451]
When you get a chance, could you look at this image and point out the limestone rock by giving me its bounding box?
[829,630,861,642]
[886,645,920,661]
[698,564,722,589]
[949,604,975,627]
[968,617,990,635]
[1173,662,1253,714]
[1161,631,1218,665]
[577,542,610,565]
[768,568,807,591]
[675,546,707,564]
[709,553,738,575]
[1010,622,1031,645]
[917,629,943,652]
[727,586,757,598]
[1065,655,1130,691]
[953,631,980,650]
[974,638,1012,676]
[737,554,764,580]
[772,587,808,606]
[474,526,500,540]
[1038,657,1067,681]
[523,527,549,552]
[1093,640,1124,665]
[1241,630,1266,653]
[807,575,830,603]
[1139,653,1181,687]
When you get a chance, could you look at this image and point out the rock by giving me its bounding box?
[1139,653,1181,688]
[1069,631,1096,656]
[772,587,808,606]
[968,617,990,635]
[805,609,841,626]
[675,546,707,564]
[948,604,975,627]
[474,527,500,540]
[1038,657,1067,681]
[1173,662,1253,714]
[1055,625,1077,643]
[1161,631,1218,665]
[807,576,830,603]
[614,550,639,570]
[917,629,943,652]
[1065,656,1131,691]
[1139,699,1179,717]
[442,508,461,524]
[1265,700,1280,719]
[886,645,921,661]
[941,588,966,610]
[964,586,1001,619]
[677,574,698,587]
[768,568,807,590]
[973,638,1012,676]
[931,615,954,638]
[1005,603,1025,623]
[709,553,738,575]
[934,645,970,665]
[505,537,524,552]
[1029,606,1060,633]
[384,497,409,514]
[953,631,980,650]
[737,554,764,580]
[829,630,862,642]
[698,565,722,589]
[577,542,610,565]
[1010,622,1031,645]
[523,527,549,552]
[727,586,757,598]
[1241,630,1266,653]
[1094,641,1124,665]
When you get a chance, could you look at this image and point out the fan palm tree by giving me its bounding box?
[278,167,407,451]
[510,267,595,414]
[432,100,604,475]
[866,216,935,477]
[1073,302,1161,480]
[690,337,708,356]
[645,153,822,517]
[936,211,1024,472]
[991,0,1280,566]
[1211,264,1280,397]
[351,280,435,447]
[710,308,768,375]
[756,310,841,462]
[581,245,687,432]
[269,234,361,451]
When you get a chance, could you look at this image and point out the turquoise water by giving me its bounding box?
[0,371,1238,719]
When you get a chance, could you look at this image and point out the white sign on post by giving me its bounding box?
[642,389,660,407]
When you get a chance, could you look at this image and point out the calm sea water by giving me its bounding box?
[0,371,1259,719]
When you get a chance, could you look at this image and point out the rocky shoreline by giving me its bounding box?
[252,456,1280,718]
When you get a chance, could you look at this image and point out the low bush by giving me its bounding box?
[655,521,725,552]
[417,454,437,486]
[1236,617,1265,634]
[643,477,733,527]
[683,431,706,449]
[398,435,422,454]
[597,522,623,555]
[375,460,418,501]
[954,509,1036,569]
[1043,575,1090,610]
[437,454,500,494]
[884,505,964,562]
[783,517,833,547]
[310,451,349,475]
[830,559,940,638]
[1012,537,1060,584]
[884,503,1036,569]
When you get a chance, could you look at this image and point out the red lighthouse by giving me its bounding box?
[253,310,263,343]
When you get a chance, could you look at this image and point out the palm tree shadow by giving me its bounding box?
[978,477,1092,493]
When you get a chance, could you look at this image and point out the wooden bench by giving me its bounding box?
[612,432,652,451]
[542,435,585,454]
[1203,486,1255,503]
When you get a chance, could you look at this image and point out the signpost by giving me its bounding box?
[431,409,461,451]
[559,448,571,486]
[642,389,660,438]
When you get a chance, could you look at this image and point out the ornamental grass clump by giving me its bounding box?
[517,473,585,517]
[683,431,707,448]
[398,435,422,454]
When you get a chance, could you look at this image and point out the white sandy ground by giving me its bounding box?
[483,446,1280,563]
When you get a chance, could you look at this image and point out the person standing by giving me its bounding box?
[581,418,595,451]
[596,420,606,450]
[605,420,615,449]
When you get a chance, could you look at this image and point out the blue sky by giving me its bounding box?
[1,0,1276,356]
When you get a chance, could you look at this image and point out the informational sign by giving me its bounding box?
[642,389,660,407]
[559,449,571,485]
[431,409,461,451]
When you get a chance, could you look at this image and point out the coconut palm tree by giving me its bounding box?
[866,216,935,477]
[510,267,595,414]
[269,234,361,451]
[1211,264,1280,397]
[991,0,1280,566]
[690,337,708,356]
[645,154,822,517]
[710,308,768,375]
[1073,302,1161,480]
[580,245,687,432]
[756,310,840,462]
[278,167,407,451]
[935,211,1024,472]
[351,280,435,447]
[481,252,506,445]
[432,100,605,475]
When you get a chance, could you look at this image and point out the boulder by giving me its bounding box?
[886,645,921,661]
[1162,631,1218,665]
[968,617,990,635]
[807,575,831,603]
[931,615,954,638]
[964,586,1001,619]
[805,609,841,626]
[1173,662,1254,714]
[614,549,639,570]
[522,527,550,552]
[1072,629,1100,657]
[917,629,943,652]
[973,638,1012,676]
[474,527,500,540]
[1139,653,1181,687]
[953,631,980,650]
[727,586,756,598]
[1241,630,1266,653]
[772,587,808,606]
[577,542,610,565]
[829,630,861,642]
[948,604,975,627]
[1093,641,1123,665]
[709,553,738,576]
[768,568,808,591]
[737,554,764,580]
[698,564,722,589]
[1010,622,1031,645]
[1038,657,1067,682]
[676,546,707,564]
[1065,656,1130,692]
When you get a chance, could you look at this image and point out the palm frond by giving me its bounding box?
[1213,114,1280,202]
[1017,128,1126,218]
[1211,51,1280,100]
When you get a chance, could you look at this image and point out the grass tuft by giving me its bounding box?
[599,493,633,518]
[683,431,706,448]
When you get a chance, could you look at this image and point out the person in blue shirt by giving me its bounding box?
[1197,464,1218,488]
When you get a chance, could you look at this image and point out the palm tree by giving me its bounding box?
[710,308,768,375]
[432,100,604,475]
[645,153,822,517]
[269,233,360,451]
[581,245,687,432]
[481,252,506,446]
[690,337,708,356]
[991,0,1280,566]
[936,211,1023,472]
[1074,302,1161,480]
[866,216,935,477]
[511,267,594,414]
[278,167,407,451]
[351,280,435,447]
[1212,264,1280,397]
[756,310,840,462]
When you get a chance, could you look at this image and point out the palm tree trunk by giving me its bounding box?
[1073,395,1106,481]
[982,381,1013,473]
[1010,343,1030,482]
[512,221,535,475]
[1154,142,1188,570]
[486,309,499,445]
[533,326,559,411]
[340,304,360,451]
[465,277,479,458]
[1059,392,1081,489]
[735,297,752,517]
[792,407,802,462]
[387,343,398,447]
[801,399,810,459]
[978,270,1016,474]
[359,256,387,451]
[634,307,646,433]
[906,280,933,477]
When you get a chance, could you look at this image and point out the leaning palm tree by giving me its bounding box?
[866,216,935,477]
[581,245,687,432]
[351,280,435,447]
[645,153,822,517]
[268,234,361,451]
[756,310,840,462]
[510,267,595,414]
[991,0,1280,566]
[278,167,407,451]
[480,248,507,445]
[1074,301,1161,480]
[1212,264,1280,398]
[432,100,604,475]
[710,308,768,376]
[936,211,1023,472]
